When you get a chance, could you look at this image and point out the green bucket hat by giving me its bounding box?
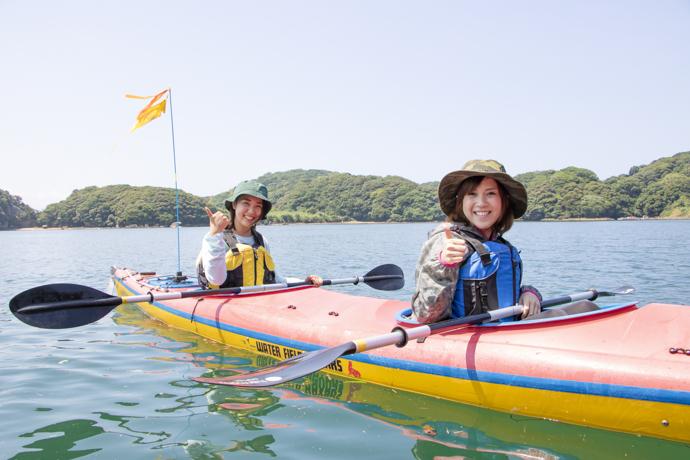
[224,180,272,218]
[438,159,527,218]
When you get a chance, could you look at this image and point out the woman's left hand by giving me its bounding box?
[518,292,541,319]
[306,275,323,287]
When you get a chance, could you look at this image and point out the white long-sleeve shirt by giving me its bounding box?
[196,231,286,286]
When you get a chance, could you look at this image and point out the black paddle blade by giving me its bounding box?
[9,283,119,329]
[194,342,357,387]
[362,264,405,291]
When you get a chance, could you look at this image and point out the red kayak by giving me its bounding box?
[110,267,690,443]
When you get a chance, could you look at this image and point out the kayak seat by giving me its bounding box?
[530,300,599,319]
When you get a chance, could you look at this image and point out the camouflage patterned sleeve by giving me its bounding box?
[411,228,460,323]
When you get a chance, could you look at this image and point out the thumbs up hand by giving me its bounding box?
[440,226,467,266]
[205,207,230,235]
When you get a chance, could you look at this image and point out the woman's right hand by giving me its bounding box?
[440,226,467,266]
[205,207,229,235]
[305,275,323,287]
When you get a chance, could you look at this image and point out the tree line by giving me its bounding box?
[1,151,688,229]
[0,189,37,229]
[517,151,689,220]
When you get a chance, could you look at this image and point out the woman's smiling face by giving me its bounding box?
[233,195,264,235]
[461,177,504,239]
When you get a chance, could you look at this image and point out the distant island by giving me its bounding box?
[2,151,688,230]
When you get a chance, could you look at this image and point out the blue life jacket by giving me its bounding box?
[450,228,522,321]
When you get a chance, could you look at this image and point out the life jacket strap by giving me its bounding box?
[222,230,241,255]
[449,225,492,266]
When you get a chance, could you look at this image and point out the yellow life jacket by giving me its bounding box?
[198,228,276,289]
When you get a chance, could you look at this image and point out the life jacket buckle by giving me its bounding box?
[479,281,489,308]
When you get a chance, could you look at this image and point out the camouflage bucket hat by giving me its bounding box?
[438,159,528,218]
[224,180,272,218]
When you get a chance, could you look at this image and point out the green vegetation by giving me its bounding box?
[518,151,690,220]
[0,190,36,229]
[37,185,208,228]
[209,170,443,223]
[3,151,688,229]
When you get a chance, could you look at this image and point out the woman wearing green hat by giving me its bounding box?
[412,160,542,324]
[197,180,322,289]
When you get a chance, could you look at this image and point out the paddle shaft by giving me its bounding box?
[333,288,625,373]
[16,274,403,315]
[541,289,599,308]
[326,287,613,354]
[350,305,524,354]
[325,275,396,285]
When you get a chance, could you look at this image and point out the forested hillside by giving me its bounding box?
[37,185,208,228]
[209,170,443,223]
[518,151,690,220]
[0,190,36,229]
[4,151,688,228]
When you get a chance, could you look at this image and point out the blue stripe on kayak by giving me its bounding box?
[115,276,690,407]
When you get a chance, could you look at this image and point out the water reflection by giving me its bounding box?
[183,435,277,458]
[92,411,170,444]
[13,419,103,460]
[205,386,283,431]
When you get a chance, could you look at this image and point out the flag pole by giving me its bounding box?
[167,88,185,281]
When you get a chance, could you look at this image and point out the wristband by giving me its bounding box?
[520,285,543,302]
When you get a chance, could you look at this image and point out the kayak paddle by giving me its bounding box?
[195,286,635,388]
[195,305,525,388]
[540,285,635,308]
[9,263,404,329]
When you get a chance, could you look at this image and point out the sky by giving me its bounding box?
[1,1,689,210]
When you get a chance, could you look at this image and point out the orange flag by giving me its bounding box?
[125,89,170,132]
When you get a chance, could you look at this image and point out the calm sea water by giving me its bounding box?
[1,221,690,459]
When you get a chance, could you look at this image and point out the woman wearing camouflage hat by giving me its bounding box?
[197,180,322,289]
[411,160,542,324]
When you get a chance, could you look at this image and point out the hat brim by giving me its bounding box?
[438,171,527,218]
